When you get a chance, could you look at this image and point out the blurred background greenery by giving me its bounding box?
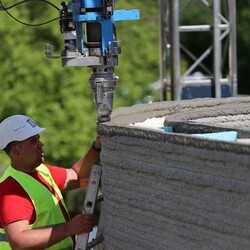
[0,0,250,214]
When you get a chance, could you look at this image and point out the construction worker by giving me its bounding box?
[0,114,101,249]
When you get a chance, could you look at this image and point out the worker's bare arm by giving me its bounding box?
[63,135,101,191]
[4,214,94,249]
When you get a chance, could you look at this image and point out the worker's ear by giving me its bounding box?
[10,142,22,156]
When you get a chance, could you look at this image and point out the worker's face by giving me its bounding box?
[15,134,45,170]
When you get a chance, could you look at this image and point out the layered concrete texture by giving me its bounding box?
[97,97,250,250]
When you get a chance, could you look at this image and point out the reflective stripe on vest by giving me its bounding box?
[0,228,10,249]
[0,232,8,242]
[0,164,73,250]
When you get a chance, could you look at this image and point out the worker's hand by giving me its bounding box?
[68,214,95,235]
[94,134,101,149]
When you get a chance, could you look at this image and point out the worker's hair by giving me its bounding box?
[4,143,12,155]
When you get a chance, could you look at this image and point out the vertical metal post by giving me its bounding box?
[169,0,181,100]
[229,0,238,96]
[213,0,222,98]
[159,0,167,101]
[164,0,237,100]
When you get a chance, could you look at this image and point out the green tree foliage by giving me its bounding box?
[0,0,99,167]
[0,0,159,168]
[235,1,250,94]
[115,0,160,105]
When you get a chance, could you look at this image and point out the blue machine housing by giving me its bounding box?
[67,0,140,55]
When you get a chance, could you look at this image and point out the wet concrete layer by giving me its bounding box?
[164,101,250,137]
[97,97,250,250]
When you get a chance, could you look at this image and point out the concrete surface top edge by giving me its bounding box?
[97,97,250,154]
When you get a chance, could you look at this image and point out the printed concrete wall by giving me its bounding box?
[97,97,250,250]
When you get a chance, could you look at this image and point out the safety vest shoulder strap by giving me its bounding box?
[0,164,73,249]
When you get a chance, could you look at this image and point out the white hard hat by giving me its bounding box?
[0,115,46,150]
